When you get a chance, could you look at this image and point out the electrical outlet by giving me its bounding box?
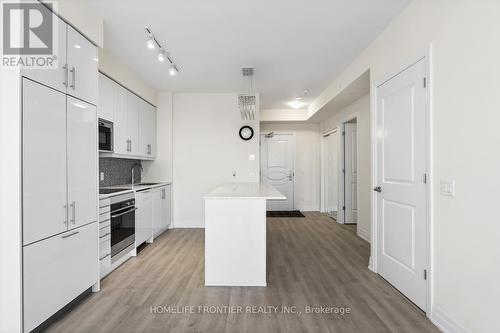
[440,179,455,196]
[100,172,104,181]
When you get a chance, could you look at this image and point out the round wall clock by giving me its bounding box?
[239,126,254,141]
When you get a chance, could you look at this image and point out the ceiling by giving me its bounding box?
[86,0,410,110]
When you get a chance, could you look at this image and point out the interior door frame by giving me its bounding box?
[339,116,359,225]
[260,131,296,210]
[370,45,433,315]
[320,128,339,214]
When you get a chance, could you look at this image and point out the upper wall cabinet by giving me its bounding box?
[139,100,157,158]
[66,26,98,105]
[98,73,157,160]
[98,74,114,121]
[21,8,98,105]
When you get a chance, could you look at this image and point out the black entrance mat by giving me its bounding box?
[266,210,305,218]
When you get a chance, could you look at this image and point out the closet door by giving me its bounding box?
[67,97,98,229]
[22,79,68,245]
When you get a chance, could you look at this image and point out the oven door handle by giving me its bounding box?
[111,207,137,218]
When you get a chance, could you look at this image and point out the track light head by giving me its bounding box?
[158,49,166,62]
[146,34,155,49]
[169,64,177,76]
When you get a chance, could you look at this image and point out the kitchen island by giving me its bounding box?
[204,182,285,286]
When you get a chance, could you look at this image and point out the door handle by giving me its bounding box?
[62,64,68,87]
[373,186,382,193]
[288,173,293,181]
[69,67,76,89]
[70,201,76,224]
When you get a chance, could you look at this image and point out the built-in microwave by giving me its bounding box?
[98,119,113,152]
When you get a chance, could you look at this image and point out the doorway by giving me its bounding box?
[260,132,295,211]
[342,119,358,225]
[373,56,430,312]
[321,129,339,220]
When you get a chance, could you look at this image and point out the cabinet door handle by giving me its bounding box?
[70,201,76,224]
[99,253,111,261]
[99,232,111,239]
[62,64,68,87]
[63,204,68,226]
[62,231,79,239]
[69,67,76,89]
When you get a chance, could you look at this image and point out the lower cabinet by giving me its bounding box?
[23,222,98,332]
[136,185,172,246]
[135,190,153,247]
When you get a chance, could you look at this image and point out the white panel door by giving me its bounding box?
[66,26,98,105]
[135,191,152,246]
[23,223,98,333]
[376,58,427,310]
[260,133,294,211]
[127,92,140,156]
[98,73,114,121]
[21,9,67,94]
[344,123,358,223]
[113,84,128,155]
[22,79,67,245]
[67,97,97,229]
[324,132,338,217]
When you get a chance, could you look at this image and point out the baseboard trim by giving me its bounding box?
[296,205,320,212]
[357,227,370,243]
[431,306,471,333]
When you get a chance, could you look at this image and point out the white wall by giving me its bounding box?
[172,94,260,228]
[260,123,320,211]
[143,92,173,182]
[309,1,500,332]
[98,48,158,105]
[320,95,371,241]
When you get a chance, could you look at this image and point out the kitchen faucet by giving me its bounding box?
[131,163,143,185]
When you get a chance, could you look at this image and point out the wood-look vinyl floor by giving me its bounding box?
[45,212,439,333]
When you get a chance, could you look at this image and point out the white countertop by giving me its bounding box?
[204,182,286,200]
[99,182,172,199]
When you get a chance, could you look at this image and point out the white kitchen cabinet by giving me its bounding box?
[98,73,114,121]
[21,7,67,94]
[135,190,153,246]
[126,92,140,156]
[23,222,98,333]
[67,97,97,230]
[21,13,97,106]
[22,79,68,245]
[66,25,98,105]
[153,186,171,238]
[152,188,162,237]
[113,84,128,155]
[139,100,157,158]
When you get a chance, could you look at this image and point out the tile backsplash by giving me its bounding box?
[99,158,142,187]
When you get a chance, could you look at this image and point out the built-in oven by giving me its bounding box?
[110,192,136,261]
[98,118,113,152]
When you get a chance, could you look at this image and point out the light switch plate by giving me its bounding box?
[248,154,256,161]
[440,179,455,196]
[100,172,104,181]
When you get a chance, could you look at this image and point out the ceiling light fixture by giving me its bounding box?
[158,49,166,62]
[169,64,177,76]
[288,89,310,109]
[146,34,155,49]
[145,26,180,76]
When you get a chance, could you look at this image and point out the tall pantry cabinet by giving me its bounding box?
[21,8,99,332]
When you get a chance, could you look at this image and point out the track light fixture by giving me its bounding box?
[145,26,180,75]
